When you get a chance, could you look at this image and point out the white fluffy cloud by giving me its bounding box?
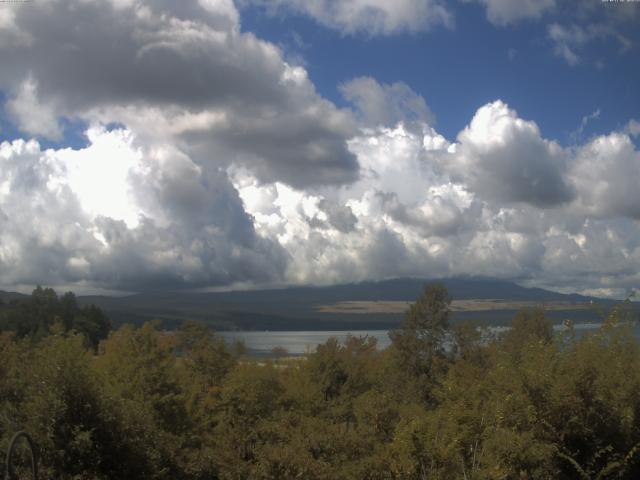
[243,0,453,35]
[6,77,63,140]
[0,0,358,188]
[340,77,435,128]
[569,132,640,220]
[0,129,287,291]
[448,101,574,208]
[1,1,640,296]
[232,94,640,296]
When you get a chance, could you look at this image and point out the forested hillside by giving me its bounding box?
[1,285,640,479]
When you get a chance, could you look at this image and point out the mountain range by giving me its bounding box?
[3,277,625,331]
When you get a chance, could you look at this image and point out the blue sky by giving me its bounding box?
[4,1,636,150]
[0,0,639,297]
[238,1,639,144]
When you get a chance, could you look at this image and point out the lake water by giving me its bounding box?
[220,330,392,356]
[220,322,640,356]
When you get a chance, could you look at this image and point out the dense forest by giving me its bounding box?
[1,285,640,479]
[0,286,111,348]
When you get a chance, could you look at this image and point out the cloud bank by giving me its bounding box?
[0,0,639,297]
[232,97,640,297]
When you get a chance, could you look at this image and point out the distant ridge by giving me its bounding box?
[0,290,29,303]
[2,277,599,304]
[219,277,595,303]
[67,277,616,330]
[192,276,594,303]
[2,278,620,331]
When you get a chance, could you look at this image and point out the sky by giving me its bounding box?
[0,0,639,297]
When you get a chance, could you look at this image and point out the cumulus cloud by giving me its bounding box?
[6,77,63,140]
[569,132,640,220]
[625,120,640,137]
[232,100,640,296]
[1,0,640,297]
[2,87,640,295]
[448,101,574,208]
[0,130,287,291]
[472,0,555,26]
[0,0,358,187]
[340,77,435,128]
[242,0,453,35]
[0,0,351,291]
[233,122,473,285]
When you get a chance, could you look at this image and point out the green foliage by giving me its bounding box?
[2,286,640,479]
[177,320,235,390]
[503,306,554,353]
[389,283,451,403]
[0,287,111,347]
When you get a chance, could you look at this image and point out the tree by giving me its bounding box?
[389,283,451,403]
[214,363,285,478]
[0,287,111,347]
[74,304,112,348]
[177,320,235,389]
[502,307,553,355]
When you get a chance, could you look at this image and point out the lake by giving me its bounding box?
[220,330,392,356]
[220,322,640,356]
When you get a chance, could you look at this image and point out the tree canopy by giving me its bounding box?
[1,285,640,479]
[0,287,111,347]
